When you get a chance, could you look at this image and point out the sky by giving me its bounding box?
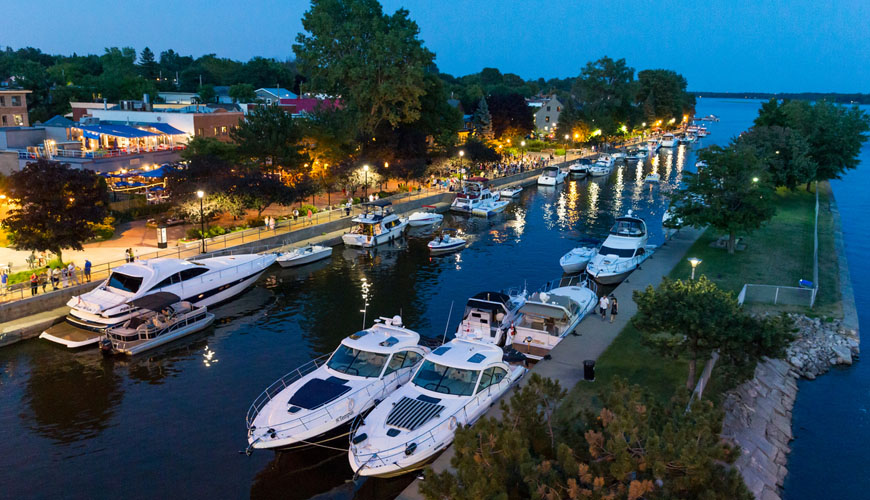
[4,0,869,93]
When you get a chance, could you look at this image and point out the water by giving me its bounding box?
[6,98,862,499]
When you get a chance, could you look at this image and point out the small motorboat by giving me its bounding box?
[471,197,510,217]
[348,338,526,478]
[408,206,444,227]
[276,244,333,268]
[98,292,215,356]
[611,151,626,160]
[568,159,593,176]
[499,186,523,198]
[342,200,409,248]
[428,229,467,255]
[537,166,567,186]
[695,160,707,168]
[559,246,597,274]
[645,173,661,183]
[453,289,527,347]
[636,146,649,158]
[589,163,612,177]
[246,315,428,452]
[660,133,677,148]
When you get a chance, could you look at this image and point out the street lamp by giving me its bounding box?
[520,140,526,164]
[564,134,570,163]
[752,177,759,183]
[458,150,465,189]
[688,257,702,280]
[197,190,206,254]
[363,164,370,199]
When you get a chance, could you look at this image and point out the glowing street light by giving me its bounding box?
[363,164,370,199]
[752,177,759,183]
[458,150,465,188]
[196,190,206,254]
[688,257,702,279]
[564,134,570,163]
[520,140,526,164]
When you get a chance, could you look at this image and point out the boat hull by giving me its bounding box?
[589,268,634,285]
[428,241,466,255]
[342,222,408,248]
[276,248,333,267]
[560,260,589,274]
[106,313,216,355]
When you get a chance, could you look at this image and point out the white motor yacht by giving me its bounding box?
[499,186,523,198]
[98,292,215,355]
[471,197,510,217]
[537,166,567,186]
[408,206,444,227]
[41,253,277,348]
[348,338,526,477]
[587,211,655,285]
[559,246,597,274]
[454,290,526,347]
[342,200,409,248]
[645,173,661,183]
[508,279,597,361]
[428,229,467,255]
[589,158,613,177]
[568,158,593,176]
[450,178,499,214]
[246,316,428,452]
[611,151,626,160]
[660,133,677,147]
[646,139,660,154]
[276,244,333,268]
[636,146,650,158]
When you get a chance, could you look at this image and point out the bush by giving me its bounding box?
[246,218,265,228]
[113,202,172,223]
[298,204,319,215]
[554,148,566,156]
[186,225,227,240]
[89,216,117,241]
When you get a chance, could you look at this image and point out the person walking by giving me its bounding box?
[30,272,38,296]
[84,260,92,282]
[598,294,610,320]
[61,266,68,288]
[40,270,48,293]
[307,209,313,225]
[68,262,80,286]
[609,296,618,324]
[1,270,7,295]
[51,268,60,290]
[293,208,299,222]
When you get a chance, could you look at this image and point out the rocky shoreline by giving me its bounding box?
[721,314,860,500]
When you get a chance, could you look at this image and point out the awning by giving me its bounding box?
[139,166,170,177]
[78,124,160,139]
[145,123,186,135]
[129,292,181,311]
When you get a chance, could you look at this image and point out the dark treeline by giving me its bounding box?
[693,91,870,104]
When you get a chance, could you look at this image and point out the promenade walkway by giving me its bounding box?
[396,225,705,500]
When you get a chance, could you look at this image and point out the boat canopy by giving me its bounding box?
[465,291,511,316]
[467,176,489,183]
[364,199,393,208]
[129,292,181,311]
[520,301,569,322]
[610,217,646,237]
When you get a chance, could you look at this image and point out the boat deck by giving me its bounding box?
[40,321,102,347]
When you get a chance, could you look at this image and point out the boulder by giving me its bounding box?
[832,344,853,365]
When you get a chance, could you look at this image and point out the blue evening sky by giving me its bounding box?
[4,0,868,93]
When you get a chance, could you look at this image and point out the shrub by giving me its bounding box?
[89,216,117,241]
[186,225,227,240]
[299,204,319,215]
[246,218,265,228]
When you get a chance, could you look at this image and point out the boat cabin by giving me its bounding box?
[351,200,403,236]
[609,216,646,238]
[457,291,513,344]
[456,178,491,200]
[516,294,580,337]
[410,339,506,397]
[325,317,424,379]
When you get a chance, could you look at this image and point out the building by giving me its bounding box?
[0,89,31,127]
[533,95,562,132]
[255,88,297,105]
[158,91,199,104]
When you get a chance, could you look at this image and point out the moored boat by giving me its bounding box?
[645,173,661,183]
[559,246,597,273]
[499,186,523,198]
[428,229,467,255]
[276,244,333,267]
[454,290,526,347]
[587,211,655,285]
[450,178,499,214]
[568,158,593,176]
[537,166,567,186]
[408,206,444,227]
[660,133,677,147]
[342,200,409,248]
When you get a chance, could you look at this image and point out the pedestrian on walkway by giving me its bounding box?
[307,209,313,225]
[84,260,92,282]
[345,200,352,216]
[51,268,60,290]
[1,270,7,295]
[61,266,68,288]
[40,270,48,293]
[293,209,299,221]
[30,272,38,296]
[68,262,80,286]
[598,295,610,320]
[609,296,618,323]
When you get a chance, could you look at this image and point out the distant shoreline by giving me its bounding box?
[691,91,870,104]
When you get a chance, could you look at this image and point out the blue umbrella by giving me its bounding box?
[128,182,145,187]
[114,181,130,187]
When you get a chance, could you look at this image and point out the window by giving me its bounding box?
[327,345,389,378]
[107,272,144,293]
[1,116,6,126]
[412,360,479,396]
[155,273,181,289]
[266,98,272,105]
[220,126,228,135]
[213,127,218,136]
[196,128,204,136]
[598,245,636,258]
[11,96,21,107]
[179,268,209,281]
[385,350,424,375]
[13,114,23,126]
[476,367,508,393]
[546,106,551,111]
[545,116,550,123]
[0,96,5,106]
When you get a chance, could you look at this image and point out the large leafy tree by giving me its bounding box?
[228,83,256,103]
[636,69,695,124]
[572,56,638,136]
[2,159,109,264]
[487,93,534,139]
[421,375,751,500]
[737,125,816,190]
[671,144,775,253]
[294,0,435,136]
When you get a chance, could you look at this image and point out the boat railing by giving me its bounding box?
[107,307,209,351]
[350,377,513,469]
[245,353,332,428]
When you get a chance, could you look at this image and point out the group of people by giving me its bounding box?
[0,260,93,298]
[597,294,619,323]
[263,216,278,231]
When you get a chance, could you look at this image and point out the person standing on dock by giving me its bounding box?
[609,296,618,323]
[29,272,38,296]
[598,295,609,320]
[84,260,91,282]
[1,270,7,295]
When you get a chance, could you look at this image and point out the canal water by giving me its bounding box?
[2,98,863,499]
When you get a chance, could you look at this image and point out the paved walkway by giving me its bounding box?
[396,226,705,500]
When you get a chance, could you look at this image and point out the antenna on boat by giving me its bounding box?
[441,301,454,345]
[360,278,371,329]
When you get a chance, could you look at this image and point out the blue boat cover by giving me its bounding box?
[288,377,350,410]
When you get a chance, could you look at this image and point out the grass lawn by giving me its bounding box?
[560,182,841,415]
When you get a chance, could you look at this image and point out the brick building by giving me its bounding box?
[0,90,31,127]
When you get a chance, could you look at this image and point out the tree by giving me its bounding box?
[2,159,108,264]
[572,56,638,136]
[228,83,256,103]
[671,144,775,253]
[458,138,500,163]
[737,126,816,190]
[421,375,752,500]
[554,98,584,140]
[197,84,216,104]
[753,98,789,128]
[487,93,534,138]
[471,96,493,140]
[633,277,792,390]
[636,69,695,124]
[294,0,435,136]
[138,47,158,80]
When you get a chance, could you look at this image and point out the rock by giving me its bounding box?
[832,345,853,365]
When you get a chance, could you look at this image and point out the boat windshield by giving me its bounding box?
[610,219,645,237]
[326,345,388,378]
[106,272,144,293]
[599,245,636,258]
[412,360,479,396]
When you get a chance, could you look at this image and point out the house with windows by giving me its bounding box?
[255,88,297,105]
[533,95,563,132]
[0,89,31,127]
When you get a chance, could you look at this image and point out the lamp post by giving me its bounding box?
[520,140,526,164]
[688,257,702,280]
[564,134,570,163]
[458,150,465,189]
[363,164,369,200]
[197,190,206,254]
